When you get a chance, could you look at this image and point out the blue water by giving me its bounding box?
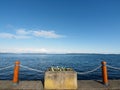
[0,54,120,80]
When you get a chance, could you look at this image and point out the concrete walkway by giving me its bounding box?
[0,80,43,90]
[77,80,120,90]
[0,80,120,90]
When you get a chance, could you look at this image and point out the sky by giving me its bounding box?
[0,0,120,54]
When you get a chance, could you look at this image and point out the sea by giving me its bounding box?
[0,53,120,80]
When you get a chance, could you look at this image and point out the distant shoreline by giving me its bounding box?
[0,53,120,55]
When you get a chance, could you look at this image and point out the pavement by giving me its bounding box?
[0,80,120,90]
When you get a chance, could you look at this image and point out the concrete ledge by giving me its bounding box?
[44,71,77,89]
[0,80,43,90]
[77,80,120,90]
[0,80,120,90]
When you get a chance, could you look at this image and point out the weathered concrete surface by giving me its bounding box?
[0,80,43,90]
[44,71,77,89]
[77,80,120,90]
[0,80,120,90]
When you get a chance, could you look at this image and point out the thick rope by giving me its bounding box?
[77,65,101,75]
[107,65,120,70]
[0,65,14,70]
[20,65,44,73]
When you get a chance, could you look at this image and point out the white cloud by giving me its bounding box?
[0,33,15,39]
[0,29,64,39]
[32,30,63,38]
[16,29,30,35]
[0,48,48,53]
[0,48,72,54]
[0,33,30,39]
[16,48,48,53]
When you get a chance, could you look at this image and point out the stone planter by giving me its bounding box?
[44,71,77,89]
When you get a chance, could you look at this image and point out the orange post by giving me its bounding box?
[101,61,108,86]
[13,61,20,84]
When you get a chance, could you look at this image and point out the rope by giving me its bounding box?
[77,65,101,75]
[0,65,14,70]
[20,65,44,73]
[107,65,120,70]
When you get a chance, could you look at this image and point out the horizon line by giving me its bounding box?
[0,52,120,55]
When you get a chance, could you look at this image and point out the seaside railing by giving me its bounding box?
[0,61,120,86]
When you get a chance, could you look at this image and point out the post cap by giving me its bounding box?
[101,61,106,65]
[15,61,20,64]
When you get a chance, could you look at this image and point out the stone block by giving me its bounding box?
[44,71,77,89]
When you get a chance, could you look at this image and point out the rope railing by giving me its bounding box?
[20,65,44,73]
[0,65,14,76]
[107,65,120,70]
[0,64,119,74]
[0,65,14,71]
[19,64,120,73]
[1,61,120,86]
[77,64,120,75]
[77,65,101,75]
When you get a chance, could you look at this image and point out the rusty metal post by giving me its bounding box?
[13,61,20,84]
[101,61,108,86]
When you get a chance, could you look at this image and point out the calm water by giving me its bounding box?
[0,54,120,80]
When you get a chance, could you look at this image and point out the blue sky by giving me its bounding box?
[0,0,120,53]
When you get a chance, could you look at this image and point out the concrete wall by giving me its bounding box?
[44,71,77,89]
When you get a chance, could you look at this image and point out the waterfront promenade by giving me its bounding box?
[1,61,120,90]
[0,80,120,90]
